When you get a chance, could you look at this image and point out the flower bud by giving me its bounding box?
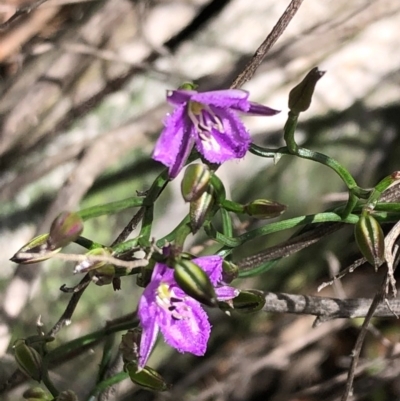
[120,329,141,364]
[178,82,197,90]
[189,186,214,233]
[10,234,61,265]
[181,164,211,202]
[13,339,42,382]
[222,260,239,283]
[231,290,266,313]
[354,212,385,270]
[244,199,287,219]
[288,67,325,114]
[47,211,83,249]
[56,390,78,401]
[173,259,217,307]
[125,362,170,391]
[23,387,51,401]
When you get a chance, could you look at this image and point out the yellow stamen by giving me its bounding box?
[188,101,225,135]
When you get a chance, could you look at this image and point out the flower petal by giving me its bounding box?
[191,89,250,111]
[194,107,251,163]
[153,105,195,178]
[159,297,211,355]
[138,278,162,368]
[215,285,239,301]
[244,102,280,116]
[138,317,160,368]
[193,256,223,286]
[167,89,196,106]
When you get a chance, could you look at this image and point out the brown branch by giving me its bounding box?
[340,220,400,401]
[340,290,382,401]
[261,291,400,319]
[47,274,91,337]
[230,0,305,89]
[0,0,49,31]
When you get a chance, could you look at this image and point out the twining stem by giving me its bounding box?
[250,143,371,217]
[251,144,361,194]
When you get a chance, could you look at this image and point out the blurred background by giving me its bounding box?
[1,0,400,400]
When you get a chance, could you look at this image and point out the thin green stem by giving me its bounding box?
[97,334,116,383]
[111,237,140,254]
[250,143,370,217]
[74,236,103,250]
[296,147,360,192]
[210,173,226,203]
[87,372,129,400]
[365,172,400,210]
[47,318,138,362]
[138,170,170,245]
[220,199,245,214]
[209,212,360,249]
[220,208,233,238]
[78,197,144,221]
[156,215,191,247]
[41,356,59,397]
[283,112,299,153]
[174,220,193,248]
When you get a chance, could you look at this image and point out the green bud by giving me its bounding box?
[120,329,141,364]
[244,199,287,219]
[10,234,61,264]
[231,290,266,313]
[221,260,239,283]
[74,247,112,274]
[173,259,217,307]
[23,387,51,401]
[354,212,385,270]
[47,211,84,249]
[56,390,78,401]
[189,186,214,233]
[125,362,171,392]
[288,67,325,114]
[181,164,211,202]
[178,82,198,91]
[13,339,42,382]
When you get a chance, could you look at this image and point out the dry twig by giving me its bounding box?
[230,0,304,89]
[0,0,49,31]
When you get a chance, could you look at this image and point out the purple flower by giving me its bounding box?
[137,255,238,368]
[153,89,279,178]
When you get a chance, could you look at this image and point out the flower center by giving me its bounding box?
[188,101,225,139]
[156,282,189,320]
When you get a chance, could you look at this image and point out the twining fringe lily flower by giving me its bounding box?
[153,89,279,178]
[137,255,238,368]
